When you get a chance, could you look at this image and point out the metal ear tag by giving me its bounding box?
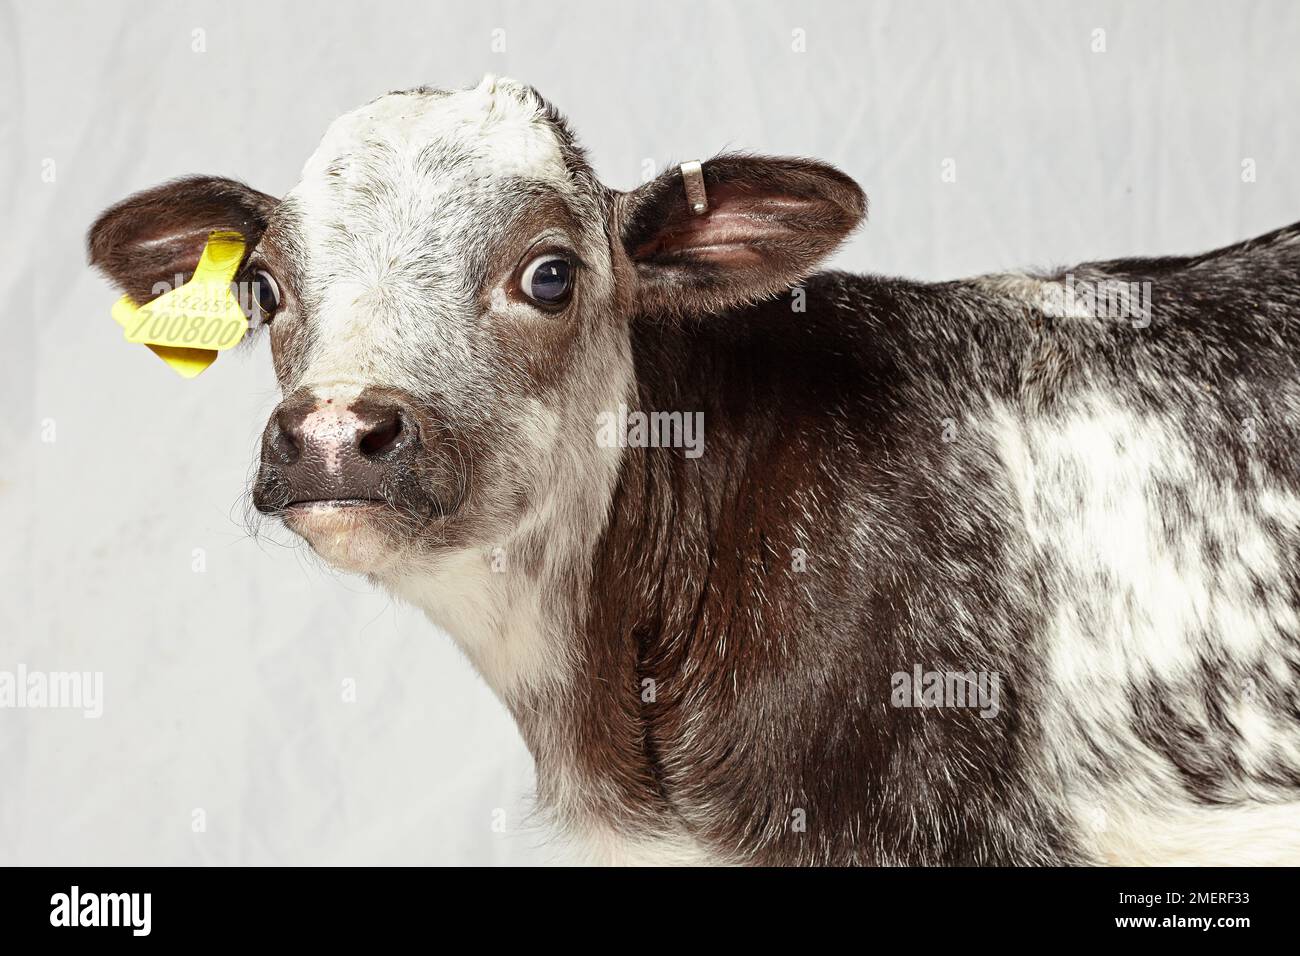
[680,160,708,215]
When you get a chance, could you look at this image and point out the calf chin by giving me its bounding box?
[284,503,406,574]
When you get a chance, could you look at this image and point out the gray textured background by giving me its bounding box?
[2,0,1297,864]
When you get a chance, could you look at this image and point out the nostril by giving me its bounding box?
[272,409,304,463]
[358,410,405,459]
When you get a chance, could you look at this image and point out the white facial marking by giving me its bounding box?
[299,405,364,477]
[285,76,575,398]
[267,78,632,708]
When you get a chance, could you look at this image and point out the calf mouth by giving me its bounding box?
[283,497,386,510]
[281,498,391,536]
[268,491,456,524]
[253,471,460,535]
[252,466,456,519]
[272,490,460,571]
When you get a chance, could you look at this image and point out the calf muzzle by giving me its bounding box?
[253,389,425,513]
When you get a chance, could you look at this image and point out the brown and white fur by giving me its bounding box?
[88,76,1300,865]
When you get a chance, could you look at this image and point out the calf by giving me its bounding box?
[89,76,1300,865]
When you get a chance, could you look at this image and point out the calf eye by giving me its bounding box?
[253,269,281,320]
[520,254,573,307]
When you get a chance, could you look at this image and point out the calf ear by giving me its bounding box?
[87,176,280,303]
[616,154,866,318]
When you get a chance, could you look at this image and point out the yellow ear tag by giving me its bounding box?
[112,230,249,378]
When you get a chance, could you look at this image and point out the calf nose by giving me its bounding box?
[257,392,419,509]
[270,400,408,465]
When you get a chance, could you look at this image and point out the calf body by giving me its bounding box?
[89,77,1300,865]
[556,231,1300,864]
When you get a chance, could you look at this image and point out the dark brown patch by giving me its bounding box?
[86,176,279,304]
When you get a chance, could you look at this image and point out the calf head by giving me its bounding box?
[89,76,864,592]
